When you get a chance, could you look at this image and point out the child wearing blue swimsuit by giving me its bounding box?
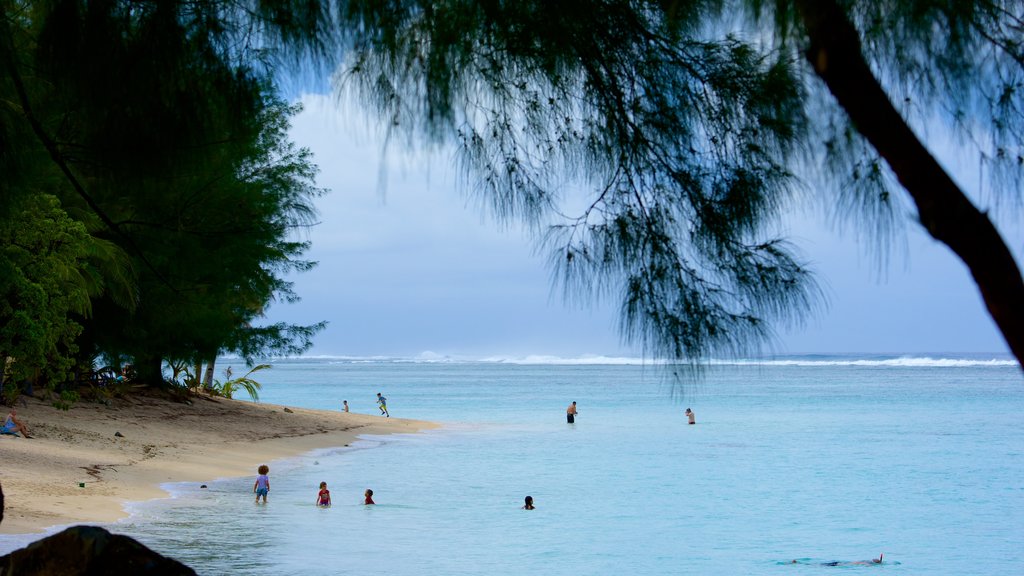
[253,464,270,503]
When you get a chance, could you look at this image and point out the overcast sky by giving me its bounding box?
[261,93,1018,359]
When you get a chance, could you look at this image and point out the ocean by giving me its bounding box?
[4,355,1023,574]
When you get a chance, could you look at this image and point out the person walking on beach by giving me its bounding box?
[316,482,331,507]
[522,495,535,510]
[685,408,695,425]
[566,401,578,424]
[2,409,32,438]
[343,400,349,413]
[253,464,270,504]
[376,393,389,417]
[364,489,375,505]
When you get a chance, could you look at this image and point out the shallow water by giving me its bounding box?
[4,357,1023,574]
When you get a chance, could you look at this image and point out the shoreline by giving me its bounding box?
[0,393,437,536]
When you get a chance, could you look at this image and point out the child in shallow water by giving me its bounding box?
[253,464,270,504]
[316,482,331,507]
[364,489,375,505]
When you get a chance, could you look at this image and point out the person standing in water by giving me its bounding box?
[364,489,375,505]
[376,393,389,417]
[685,408,695,425]
[566,401,578,423]
[253,464,270,504]
[522,496,535,510]
[316,482,331,507]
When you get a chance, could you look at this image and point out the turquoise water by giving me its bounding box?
[4,356,1023,574]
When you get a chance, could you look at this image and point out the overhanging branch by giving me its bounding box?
[796,0,1024,369]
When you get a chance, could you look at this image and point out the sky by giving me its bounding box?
[260,93,1019,360]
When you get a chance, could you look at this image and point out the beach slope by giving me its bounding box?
[0,393,435,535]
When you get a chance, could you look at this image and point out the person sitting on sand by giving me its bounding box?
[522,495,535,510]
[253,464,270,504]
[2,409,32,438]
[364,489,375,505]
[316,482,331,507]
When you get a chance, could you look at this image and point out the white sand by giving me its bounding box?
[0,393,436,535]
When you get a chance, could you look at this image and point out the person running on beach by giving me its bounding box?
[343,400,349,413]
[364,489,375,505]
[253,464,270,504]
[566,401,578,424]
[2,409,32,438]
[316,482,331,507]
[376,393,389,417]
[522,495,535,510]
[685,408,695,425]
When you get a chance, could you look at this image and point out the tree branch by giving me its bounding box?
[796,0,1024,368]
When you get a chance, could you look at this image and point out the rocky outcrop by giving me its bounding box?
[0,525,196,575]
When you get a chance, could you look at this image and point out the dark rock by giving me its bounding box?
[114,431,124,438]
[282,407,293,413]
[0,525,196,575]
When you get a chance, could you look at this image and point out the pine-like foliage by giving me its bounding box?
[337,0,819,362]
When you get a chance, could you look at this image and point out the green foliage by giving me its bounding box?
[52,389,80,411]
[2,379,19,406]
[212,364,270,401]
[4,0,1019,370]
[1,0,327,385]
[0,194,90,389]
[329,1,1024,363]
[337,1,819,360]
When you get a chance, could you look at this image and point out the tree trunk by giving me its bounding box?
[796,0,1024,369]
[133,354,164,387]
[203,359,216,389]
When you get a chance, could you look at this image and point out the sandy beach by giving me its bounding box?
[0,392,436,535]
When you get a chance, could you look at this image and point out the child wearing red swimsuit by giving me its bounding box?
[316,482,331,507]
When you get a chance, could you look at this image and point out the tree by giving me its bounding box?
[6,0,1021,374]
[788,0,1024,362]
[0,0,328,386]
[317,0,1022,366]
[337,0,820,365]
[0,194,90,397]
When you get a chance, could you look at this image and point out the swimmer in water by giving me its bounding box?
[792,553,883,566]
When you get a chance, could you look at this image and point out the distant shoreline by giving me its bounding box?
[0,393,436,537]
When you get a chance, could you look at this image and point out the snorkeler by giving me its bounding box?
[792,553,883,566]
